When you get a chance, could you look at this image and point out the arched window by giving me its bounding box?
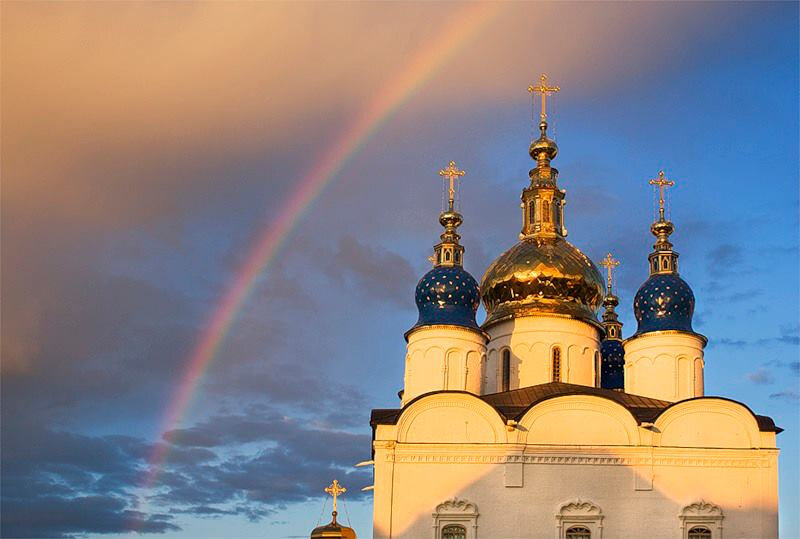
[687,527,711,539]
[594,351,601,387]
[552,347,561,382]
[501,349,510,392]
[543,200,551,223]
[445,250,451,261]
[565,526,591,539]
[442,524,466,539]
[528,201,535,224]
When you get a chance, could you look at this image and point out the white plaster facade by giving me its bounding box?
[371,392,779,538]
[624,331,706,402]
[403,326,487,406]
[484,316,602,392]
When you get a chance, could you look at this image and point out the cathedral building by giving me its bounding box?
[367,77,781,539]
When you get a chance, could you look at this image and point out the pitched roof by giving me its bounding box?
[371,382,781,433]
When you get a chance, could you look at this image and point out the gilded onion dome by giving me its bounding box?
[480,117,604,329]
[408,163,481,336]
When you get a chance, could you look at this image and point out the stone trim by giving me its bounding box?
[385,449,774,469]
[555,498,603,539]
[679,501,723,539]
[432,497,478,539]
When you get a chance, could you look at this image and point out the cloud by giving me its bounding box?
[1,409,371,537]
[746,368,774,385]
[769,390,800,402]
[322,236,417,307]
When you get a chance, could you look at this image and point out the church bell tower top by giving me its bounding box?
[432,161,467,268]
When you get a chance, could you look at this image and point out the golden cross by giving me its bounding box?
[438,161,466,211]
[324,479,346,513]
[649,170,675,221]
[527,74,560,122]
[600,252,620,292]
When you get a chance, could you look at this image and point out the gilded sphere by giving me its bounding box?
[529,135,558,161]
[480,238,605,328]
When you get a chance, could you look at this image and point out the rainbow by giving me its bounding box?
[138,1,500,502]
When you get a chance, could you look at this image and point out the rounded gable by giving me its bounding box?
[654,397,762,449]
[517,394,639,446]
[396,391,507,444]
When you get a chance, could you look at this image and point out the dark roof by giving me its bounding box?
[371,382,782,434]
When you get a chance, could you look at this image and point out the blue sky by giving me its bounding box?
[2,2,798,538]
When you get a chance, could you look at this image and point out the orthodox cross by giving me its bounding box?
[649,170,675,221]
[527,74,560,122]
[438,161,466,211]
[324,479,346,514]
[600,252,620,293]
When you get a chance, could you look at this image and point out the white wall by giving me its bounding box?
[372,393,779,539]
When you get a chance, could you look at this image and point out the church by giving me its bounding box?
[359,76,781,539]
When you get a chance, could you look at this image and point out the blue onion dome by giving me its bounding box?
[412,265,480,331]
[633,272,696,334]
[601,338,625,390]
[632,172,702,338]
[408,161,482,336]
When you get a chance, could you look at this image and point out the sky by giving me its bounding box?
[1,2,798,538]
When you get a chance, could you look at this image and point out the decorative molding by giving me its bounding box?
[432,497,478,539]
[434,497,478,516]
[679,500,724,538]
[681,500,723,517]
[557,498,602,516]
[555,498,603,539]
[387,451,773,468]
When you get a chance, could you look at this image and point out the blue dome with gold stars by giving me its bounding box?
[633,273,695,335]
[412,266,480,331]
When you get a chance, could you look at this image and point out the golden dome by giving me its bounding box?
[480,237,605,328]
[310,512,356,539]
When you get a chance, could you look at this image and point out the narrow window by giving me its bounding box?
[442,524,466,539]
[594,351,601,387]
[455,251,460,263]
[543,200,551,223]
[501,349,510,392]
[445,251,451,261]
[528,202,535,224]
[552,347,561,382]
[565,526,591,539]
[687,527,711,539]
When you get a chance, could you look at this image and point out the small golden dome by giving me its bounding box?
[310,512,356,539]
[480,237,605,328]
[529,134,558,161]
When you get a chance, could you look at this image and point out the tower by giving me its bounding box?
[624,171,706,401]
[402,162,486,406]
[480,75,604,392]
[599,253,625,390]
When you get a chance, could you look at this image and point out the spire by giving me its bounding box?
[432,161,466,268]
[600,252,623,340]
[520,74,566,241]
[647,170,679,275]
